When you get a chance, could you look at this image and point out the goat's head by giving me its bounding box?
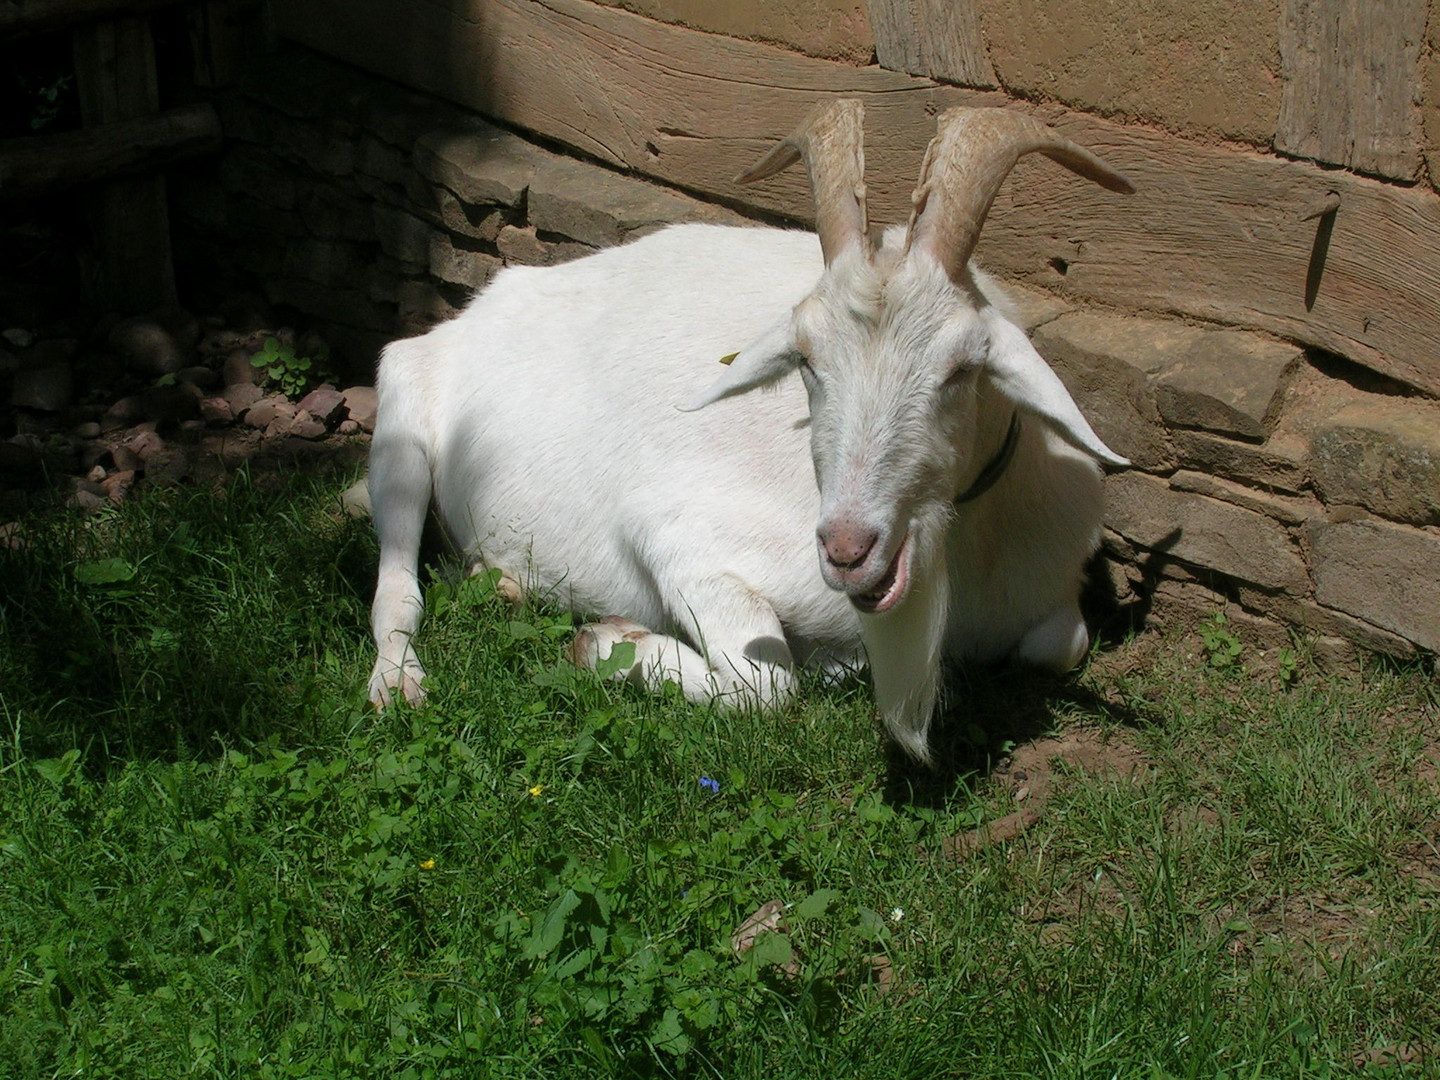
[688,101,1131,614]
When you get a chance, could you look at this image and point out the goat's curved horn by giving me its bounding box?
[906,108,1134,284]
[736,99,870,265]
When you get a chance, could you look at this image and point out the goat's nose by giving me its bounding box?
[818,524,878,569]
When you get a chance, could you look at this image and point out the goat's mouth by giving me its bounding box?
[849,533,911,615]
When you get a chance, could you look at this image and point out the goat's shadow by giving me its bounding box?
[881,664,1111,806]
[882,531,1182,807]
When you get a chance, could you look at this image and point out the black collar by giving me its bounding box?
[953,411,1021,506]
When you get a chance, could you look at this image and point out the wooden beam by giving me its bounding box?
[866,0,997,88]
[188,0,269,88]
[275,0,1000,226]
[1275,0,1428,182]
[72,13,174,312]
[276,0,1440,396]
[0,103,221,200]
[0,0,182,40]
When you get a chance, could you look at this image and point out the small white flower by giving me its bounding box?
[890,907,904,924]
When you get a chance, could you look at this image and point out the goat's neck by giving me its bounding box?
[961,377,1022,497]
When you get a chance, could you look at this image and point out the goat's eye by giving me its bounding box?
[940,364,977,392]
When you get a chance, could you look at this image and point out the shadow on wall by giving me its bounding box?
[1087,526,1185,645]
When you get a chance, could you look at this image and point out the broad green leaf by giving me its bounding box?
[794,888,841,920]
[745,932,793,969]
[594,640,636,680]
[34,749,81,786]
[857,906,890,942]
[74,558,137,586]
[524,888,582,959]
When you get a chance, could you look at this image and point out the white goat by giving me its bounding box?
[367,101,1132,760]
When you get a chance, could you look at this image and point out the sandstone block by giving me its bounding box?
[1152,332,1300,441]
[297,386,346,426]
[282,238,371,288]
[1031,312,1176,470]
[219,145,298,209]
[297,183,375,242]
[527,156,742,248]
[435,188,506,242]
[340,386,378,432]
[1309,519,1440,651]
[430,233,501,290]
[497,225,593,267]
[292,411,328,440]
[1308,398,1440,526]
[396,280,457,337]
[1238,586,1416,659]
[1170,429,1307,494]
[415,123,540,208]
[354,168,432,215]
[200,397,233,425]
[224,382,265,415]
[102,469,136,506]
[1003,283,1072,333]
[245,398,293,431]
[124,428,166,464]
[1105,471,1309,594]
[356,134,412,190]
[272,113,357,176]
[1167,470,1319,526]
[373,204,433,265]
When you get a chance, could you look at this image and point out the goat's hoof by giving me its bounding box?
[368,665,427,709]
[495,572,524,609]
[470,565,525,609]
[569,617,647,675]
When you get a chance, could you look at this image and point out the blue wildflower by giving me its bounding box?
[699,776,720,795]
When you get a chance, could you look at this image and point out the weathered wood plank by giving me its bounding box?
[0,103,221,200]
[984,110,1440,394]
[866,0,996,88]
[1275,0,1427,181]
[188,0,268,88]
[277,0,1440,396]
[73,14,159,120]
[276,0,994,224]
[0,0,181,40]
[72,14,174,311]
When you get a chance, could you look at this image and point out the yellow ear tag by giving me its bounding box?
[718,352,739,366]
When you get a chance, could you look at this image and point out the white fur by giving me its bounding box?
[366,221,1123,760]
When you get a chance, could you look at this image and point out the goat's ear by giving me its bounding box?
[982,310,1129,467]
[680,316,802,411]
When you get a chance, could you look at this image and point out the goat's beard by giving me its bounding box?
[859,507,950,763]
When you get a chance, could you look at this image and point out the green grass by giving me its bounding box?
[1,470,1438,1077]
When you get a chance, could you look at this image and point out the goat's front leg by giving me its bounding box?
[367,432,432,707]
[569,576,798,711]
[1016,602,1090,673]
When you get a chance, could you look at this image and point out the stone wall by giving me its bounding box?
[1016,289,1440,661]
[172,47,1440,667]
[171,49,743,366]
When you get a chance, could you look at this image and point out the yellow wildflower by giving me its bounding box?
[419,858,435,870]
[528,784,545,797]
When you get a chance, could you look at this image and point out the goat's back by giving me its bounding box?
[374,223,856,645]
